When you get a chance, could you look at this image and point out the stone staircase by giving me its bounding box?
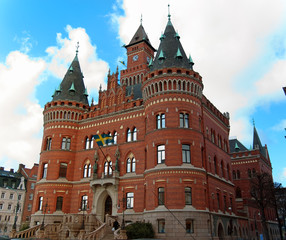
[101,226,114,240]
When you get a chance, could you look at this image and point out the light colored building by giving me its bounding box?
[0,167,26,237]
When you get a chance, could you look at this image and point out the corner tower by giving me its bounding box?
[31,49,91,225]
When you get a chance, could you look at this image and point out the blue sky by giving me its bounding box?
[0,0,286,185]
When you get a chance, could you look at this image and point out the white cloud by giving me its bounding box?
[0,51,45,168]
[118,0,285,140]
[272,119,286,131]
[46,25,109,95]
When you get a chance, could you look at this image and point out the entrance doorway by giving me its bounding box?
[218,223,224,240]
[105,196,112,217]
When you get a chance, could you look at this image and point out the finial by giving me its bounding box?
[168,4,171,21]
[140,14,143,25]
[252,118,255,127]
[76,41,79,55]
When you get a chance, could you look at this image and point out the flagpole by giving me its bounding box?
[96,145,115,172]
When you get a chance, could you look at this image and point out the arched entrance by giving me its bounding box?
[218,223,224,240]
[105,196,112,216]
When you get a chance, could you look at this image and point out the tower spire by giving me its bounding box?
[168,4,171,21]
[140,14,143,25]
[76,41,79,56]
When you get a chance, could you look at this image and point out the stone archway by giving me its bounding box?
[218,223,224,240]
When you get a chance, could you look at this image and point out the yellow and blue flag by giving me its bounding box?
[93,134,113,147]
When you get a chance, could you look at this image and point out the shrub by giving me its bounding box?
[126,222,155,239]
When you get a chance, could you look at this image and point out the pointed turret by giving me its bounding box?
[52,50,89,105]
[151,12,193,71]
[125,23,155,51]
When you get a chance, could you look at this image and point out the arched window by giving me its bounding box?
[214,156,218,174]
[104,161,112,176]
[107,132,112,145]
[83,164,91,178]
[233,170,236,180]
[133,128,137,141]
[126,157,136,173]
[90,136,94,149]
[221,161,225,178]
[85,137,90,149]
[127,128,132,142]
[113,131,118,144]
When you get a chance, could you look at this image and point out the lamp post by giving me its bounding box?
[6,187,19,231]
[79,199,89,230]
[40,200,49,230]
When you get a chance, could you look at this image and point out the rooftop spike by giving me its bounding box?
[175,48,183,59]
[160,33,166,41]
[174,31,180,40]
[189,54,194,66]
[140,14,143,25]
[168,4,171,21]
[76,41,79,56]
[158,50,165,60]
[148,57,153,67]
[69,82,76,92]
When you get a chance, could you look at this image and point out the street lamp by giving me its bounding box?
[40,200,49,230]
[6,187,20,231]
[79,197,89,230]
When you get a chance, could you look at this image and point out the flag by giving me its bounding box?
[119,60,126,66]
[93,134,113,147]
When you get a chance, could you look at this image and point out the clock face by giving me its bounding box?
[133,55,139,61]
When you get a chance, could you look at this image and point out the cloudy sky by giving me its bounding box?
[0,0,285,185]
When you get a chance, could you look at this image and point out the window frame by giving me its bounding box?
[61,137,71,150]
[185,187,192,205]
[156,113,166,129]
[42,163,48,179]
[81,195,88,210]
[180,113,189,128]
[59,163,68,178]
[157,145,165,164]
[38,196,43,211]
[158,187,165,206]
[186,219,194,233]
[126,192,134,209]
[182,144,191,163]
[56,196,63,211]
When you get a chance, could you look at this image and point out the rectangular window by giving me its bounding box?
[38,196,43,211]
[186,219,194,233]
[1,192,5,198]
[31,183,35,189]
[8,204,11,210]
[217,193,220,210]
[185,187,192,205]
[224,195,227,211]
[126,192,134,209]
[81,195,88,210]
[9,194,13,200]
[0,204,3,210]
[156,114,165,129]
[158,187,165,205]
[61,137,71,150]
[158,219,165,233]
[180,113,189,128]
[3,181,7,187]
[56,196,63,211]
[59,163,68,178]
[182,144,191,163]
[157,145,165,164]
[46,137,52,150]
[29,194,33,200]
[18,195,22,201]
[42,163,48,179]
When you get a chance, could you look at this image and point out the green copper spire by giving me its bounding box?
[235,142,240,150]
[69,82,76,92]
[158,50,165,60]
[160,33,166,41]
[174,32,180,39]
[148,57,153,67]
[189,54,194,66]
[175,48,183,59]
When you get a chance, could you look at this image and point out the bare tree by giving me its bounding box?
[274,182,286,240]
[250,172,275,240]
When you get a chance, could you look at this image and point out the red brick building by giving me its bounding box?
[230,127,280,239]
[30,15,277,239]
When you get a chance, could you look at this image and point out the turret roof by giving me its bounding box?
[52,52,89,105]
[150,17,193,71]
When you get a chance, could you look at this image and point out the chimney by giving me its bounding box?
[10,169,14,173]
[0,167,4,171]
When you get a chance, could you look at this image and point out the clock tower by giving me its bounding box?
[120,23,156,86]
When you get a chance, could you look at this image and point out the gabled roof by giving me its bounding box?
[150,18,193,71]
[125,24,155,51]
[229,139,248,153]
[52,53,89,105]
